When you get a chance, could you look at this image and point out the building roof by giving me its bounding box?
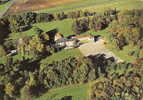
[55,33,64,38]
[54,33,64,41]
[56,38,77,43]
[72,34,93,39]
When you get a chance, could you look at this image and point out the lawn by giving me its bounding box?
[40,48,82,64]
[33,19,74,37]
[33,83,89,100]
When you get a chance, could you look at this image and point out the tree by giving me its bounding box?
[0,45,6,57]
[55,12,67,20]
[20,85,32,100]
[8,12,37,32]
[0,18,10,43]
[17,35,45,59]
[4,83,15,97]
[26,72,37,87]
[72,18,89,34]
[33,27,43,35]
[36,13,54,23]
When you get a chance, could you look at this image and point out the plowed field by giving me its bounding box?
[7,0,81,14]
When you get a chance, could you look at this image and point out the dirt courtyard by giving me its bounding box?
[7,0,81,14]
[78,38,123,63]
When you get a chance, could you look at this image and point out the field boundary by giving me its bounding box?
[37,0,111,13]
[7,0,112,14]
[0,0,15,18]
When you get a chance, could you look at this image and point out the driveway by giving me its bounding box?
[79,38,123,63]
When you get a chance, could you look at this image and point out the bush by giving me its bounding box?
[36,13,54,23]
[8,12,37,33]
[20,85,32,100]
[0,45,6,57]
[90,62,143,100]
[72,18,89,34]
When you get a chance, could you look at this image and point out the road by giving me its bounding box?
[79,38,123,63]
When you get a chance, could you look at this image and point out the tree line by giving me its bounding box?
[108,9,143,59]
[90,58,143,100]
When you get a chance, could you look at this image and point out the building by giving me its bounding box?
[54,33,64,41]
[70,34,94,42]
[55,38,79,50]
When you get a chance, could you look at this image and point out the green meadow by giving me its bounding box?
[34,83,89,100]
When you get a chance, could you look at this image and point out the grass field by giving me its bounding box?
[34,19,74,37]
[5,0,143,14]
[83,0,143,12]
[8,29,36,40]
[40,48,82,64]
[7,0,83,14]
[8,18,74,40]
[35,0,109,13]
[33,83,89,100]
[35,0,143,13]
[7,0,110,14]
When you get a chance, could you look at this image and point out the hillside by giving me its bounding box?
[0,0,143,100]
[6,0,143,14]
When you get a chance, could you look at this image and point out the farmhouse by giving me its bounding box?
[54,33,64,41]
[55,38,79,50]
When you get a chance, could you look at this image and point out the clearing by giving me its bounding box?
[79,38,123,63]
[33,19,74,37]
[40,48,82,64]
[7,19,74,41]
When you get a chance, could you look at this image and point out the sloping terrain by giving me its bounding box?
[6,0,81,14]
[6,0,143,14]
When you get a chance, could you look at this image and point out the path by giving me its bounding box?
[79,38,123,63]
